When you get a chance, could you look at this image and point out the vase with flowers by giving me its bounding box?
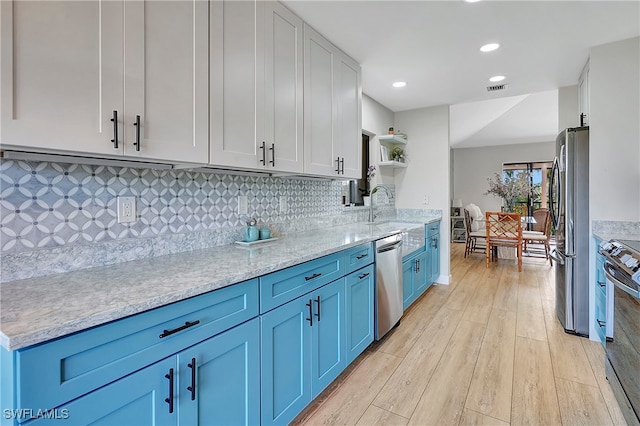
[390,146,405,163]
[484,171,531,212]
[362,165,376,206]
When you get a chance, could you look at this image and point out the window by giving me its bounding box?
[503,161,553,217]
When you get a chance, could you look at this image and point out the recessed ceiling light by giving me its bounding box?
[480,43,500,53]
[465,0,481,2]
[392,81,407,88]
[489,75,506,82]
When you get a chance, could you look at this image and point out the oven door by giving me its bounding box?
[604,262,640,425]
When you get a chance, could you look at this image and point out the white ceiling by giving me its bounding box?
[282,0,640,147]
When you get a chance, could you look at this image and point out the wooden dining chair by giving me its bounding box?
[485,211,523,272]
[464,208,486,257]
[523,209,553,265]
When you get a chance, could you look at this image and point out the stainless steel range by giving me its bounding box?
[600,239,640,426]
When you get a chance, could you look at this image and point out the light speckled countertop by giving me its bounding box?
[593,232,640,242]
[0,217,439,351]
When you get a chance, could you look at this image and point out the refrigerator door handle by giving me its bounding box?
[549,248,564,264]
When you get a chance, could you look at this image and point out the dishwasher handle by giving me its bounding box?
[377,240,403,254]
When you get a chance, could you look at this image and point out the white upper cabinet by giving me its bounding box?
[1,1,123,156]
[578,60,590,126]
[303,24,362,178]
[0,0,209,164]
[123,0,209,163]
[211,1,303,173]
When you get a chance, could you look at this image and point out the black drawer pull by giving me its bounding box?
[165,368,174,414]
[598,281,606,288]
[356,254,368,260]
[110,110,119,149]
[314,295,321,321]
[415,259,420,273]
[133,115,141,151]
[305,272,322,281]
[260,141,266,165]
[269,143,275,167]
[597,319,606,328]
[159,320,200,339]
[358,272,370,280]
[306,299,313,326]
[187,357,196,401]
[335,157,340,173]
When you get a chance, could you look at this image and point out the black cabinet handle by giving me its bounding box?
[415,259,420,273]
[306,299,313,326]
[269,143,275,167]
[260,141,266,165]
[597,319,606,328]
[358,272,369,280]
[305,272,322,281]
[165,368,174,414]
[133,115,141,151]
[335,157,340,174]
[110,110,119,149]
[314,295,321,321]
[187,357,196,401]
[340,157,344,174]
[159,320,200,339]
[356,254,368,260]
[598,281,606,288]
[433,238,438,249]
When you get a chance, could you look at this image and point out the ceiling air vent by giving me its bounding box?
[486,84,508,92]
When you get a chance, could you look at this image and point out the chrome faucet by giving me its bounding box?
[368,185,392,223]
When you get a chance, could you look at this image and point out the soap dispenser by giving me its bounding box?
[245,218,259,242]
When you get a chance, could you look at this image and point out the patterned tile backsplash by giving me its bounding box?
[0,160,347,254]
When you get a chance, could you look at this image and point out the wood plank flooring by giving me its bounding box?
[293,243,627,425]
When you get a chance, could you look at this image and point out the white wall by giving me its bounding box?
[590,37,640,222]
[558,85,579,131]
[394,105,450,283]
[452,141,556,214]
[362,94,394,187]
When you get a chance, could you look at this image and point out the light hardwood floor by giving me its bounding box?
[293,243,627,426]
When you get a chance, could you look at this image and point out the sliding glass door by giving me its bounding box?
[503,161,553,217]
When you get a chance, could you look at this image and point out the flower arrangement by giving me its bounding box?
[390,146,405,162]
[484,171,531,212]
[364,165,376,196]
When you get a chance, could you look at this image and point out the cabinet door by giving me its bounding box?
[303,24,338,177]
[123,0,208,163]
[210,0,260,169]
[335,53,362,179]
[260,296,311,426]
[345,265,374,364]
[30,358,176,425]
[402,256,416,310]
[311,279,346,397]
[414,250,430,296]
[261,2,304,173]
[0,1,124,156]
[429,234,440,284]
[177,319,260,426]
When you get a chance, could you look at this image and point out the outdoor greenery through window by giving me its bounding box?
[503,162,553,217]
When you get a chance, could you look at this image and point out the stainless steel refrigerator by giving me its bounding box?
[549,127,589,336]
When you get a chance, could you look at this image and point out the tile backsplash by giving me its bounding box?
[0,160,346,254]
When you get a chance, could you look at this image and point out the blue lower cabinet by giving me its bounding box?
[428,233,440,284]
[29,357,177,425]
[261,279,346,426]
[311,279,346,397]
[178,318,260,426]
[345,265,374,364]
[261,295,312,426]
[403,250,429,310]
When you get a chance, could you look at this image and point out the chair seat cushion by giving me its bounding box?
[469,230,486,238]
[523,231,544,236]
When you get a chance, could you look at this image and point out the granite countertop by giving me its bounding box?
[593,232,640,243]
[0,217,440,351]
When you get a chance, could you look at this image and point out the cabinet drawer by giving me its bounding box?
[426,221,440,237]
[595,291,607,344]
[344,243,374,274]
[260,252,345,313]
[15,279,259,415]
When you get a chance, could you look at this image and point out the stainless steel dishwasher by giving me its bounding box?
[375,233,403,340]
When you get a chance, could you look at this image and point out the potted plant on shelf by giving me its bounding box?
[362,165,376,206]
[484,171,531,212]
[390,146,405,163]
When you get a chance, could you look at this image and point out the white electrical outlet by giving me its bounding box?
[279,196,288,213]
[238,195,248,215]
[117,196,137,223]
[424,195,429,205]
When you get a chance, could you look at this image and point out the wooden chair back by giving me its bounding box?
[485,211,523,271]
[532,208,550,233]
